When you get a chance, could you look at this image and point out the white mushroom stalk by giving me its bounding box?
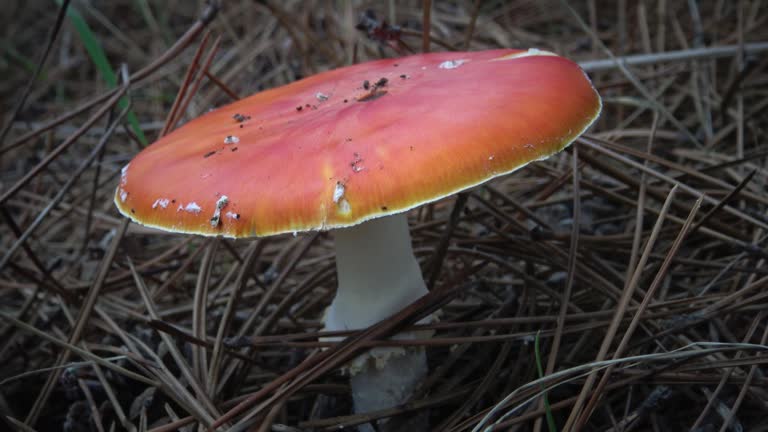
[325,212,431,430]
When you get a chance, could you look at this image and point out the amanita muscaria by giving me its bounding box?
[116,48,601,429]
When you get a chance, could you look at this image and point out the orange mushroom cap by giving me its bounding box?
[115,49,601,238]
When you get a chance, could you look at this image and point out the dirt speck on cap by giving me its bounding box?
[337,198,351,215]
[333,182,345,204]
[210,195,229,227]
[438,59,468,69]
[351,153,364,173]
[179,202,202,214]
[152,198,170,209]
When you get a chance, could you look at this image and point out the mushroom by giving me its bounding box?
[115,48,601,429]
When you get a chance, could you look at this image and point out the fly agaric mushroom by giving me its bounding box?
[115,48,601,429]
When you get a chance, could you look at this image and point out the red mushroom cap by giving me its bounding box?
[115,49,601,237]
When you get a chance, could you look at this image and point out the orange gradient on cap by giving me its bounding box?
[115,49,601,237]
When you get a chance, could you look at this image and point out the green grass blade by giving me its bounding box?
[535,331,558,432]
[55,0,147,145]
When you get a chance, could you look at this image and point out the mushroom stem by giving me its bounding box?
[326,213,430,430]
[329,213,428,329]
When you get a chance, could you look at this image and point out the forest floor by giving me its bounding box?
[2,1,768,431]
